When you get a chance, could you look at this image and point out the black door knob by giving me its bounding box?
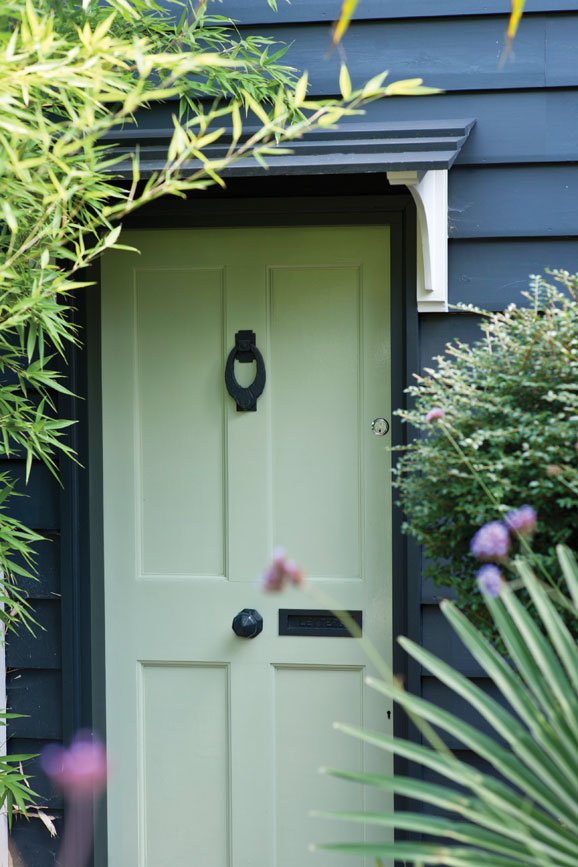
[232,608,263,638]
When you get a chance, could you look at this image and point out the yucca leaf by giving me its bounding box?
[334,721,578,858]
[486,592,553,713]
[441,602,545,733]
[366,676,578,853]
[500,587,575,724]
[519,559,578,698]
[314,809,546,861]
[557,545,578,609]
[316,840,531,866]
[333,722,535,822]
[398,632,578,821]
[500,577,578,761]
[321,766,478,815]
[323,768,566,859]
[488,591,578,791]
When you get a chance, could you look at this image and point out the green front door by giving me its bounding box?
[101,226,393,867]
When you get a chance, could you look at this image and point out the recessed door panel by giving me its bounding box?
[274,666,365,867]
[270,266,362,579]
[135,267,226,578]
[139,663,230,867]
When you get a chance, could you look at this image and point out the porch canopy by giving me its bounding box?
[109,118,475,176]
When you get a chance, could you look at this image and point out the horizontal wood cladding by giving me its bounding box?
[8,740,63,807]
[233,15,578,95]
[449,165,578,238]
[7,670,62,740]
[6,601,61,670]
[450,239,578,308]
[0,461,60,531]
[361,90,578,166]
[422,677,508,749]
[186,0,578,25]
[11,805,61,867]
[13,534,60,600]
[4,460,63,785]
[419,314,483,366]
[422,607,485,678]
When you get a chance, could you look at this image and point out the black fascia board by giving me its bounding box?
[104,118,475,178]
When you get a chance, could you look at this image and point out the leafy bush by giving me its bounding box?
[316,544,578,866]
[393,271,578,634]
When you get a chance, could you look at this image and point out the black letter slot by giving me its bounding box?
[278,609,362,638]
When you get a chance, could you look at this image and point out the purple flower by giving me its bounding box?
[476,564,504,598]
[42,731,107,800]
[505,505,537,537]
[425,407,445,423]
[470,521,511,561]
[260,547,305,592]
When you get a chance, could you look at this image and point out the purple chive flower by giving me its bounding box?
[260,547,305,592]
[425,407,445,423]
[42,731,107,800]
[476,564,504,598]
[470,521,511,561]
[505,505,537,537]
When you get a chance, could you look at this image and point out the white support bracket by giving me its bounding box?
[387,169,449,313]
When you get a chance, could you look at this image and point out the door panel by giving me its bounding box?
[135,268,226,577]
[139,663,230,867]
[274,665,365,867]
[270,265,362,577]
[101,226,392,867]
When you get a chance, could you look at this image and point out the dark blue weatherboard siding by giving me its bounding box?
[449,166,578,238]
[360,90,578,166]
[422,678,509,748]
[13,535,60,600]
[422,608,485,679]
[7,670,62,741]
[419,314,484,363]
[8,743,63,808]
[6,601,61,669]
[187,0,578,25]
[11,816,63,867]
[236,15,578,94]
[449,239,578,309]
[5,458,64,864]
[0,462,59,531]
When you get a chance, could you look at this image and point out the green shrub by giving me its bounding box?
[393,271,578,635]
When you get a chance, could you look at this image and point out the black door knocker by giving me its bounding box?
[225,330,266,412]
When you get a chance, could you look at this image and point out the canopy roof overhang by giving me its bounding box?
[109,118,475,177]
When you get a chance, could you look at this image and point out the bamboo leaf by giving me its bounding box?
[361,71,389,98]
[507,0,526,41]
[332,0,359,47]
[339,63,352,99]
[294,72,309,107]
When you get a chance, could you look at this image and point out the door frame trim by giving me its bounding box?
[67,185,422,862]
